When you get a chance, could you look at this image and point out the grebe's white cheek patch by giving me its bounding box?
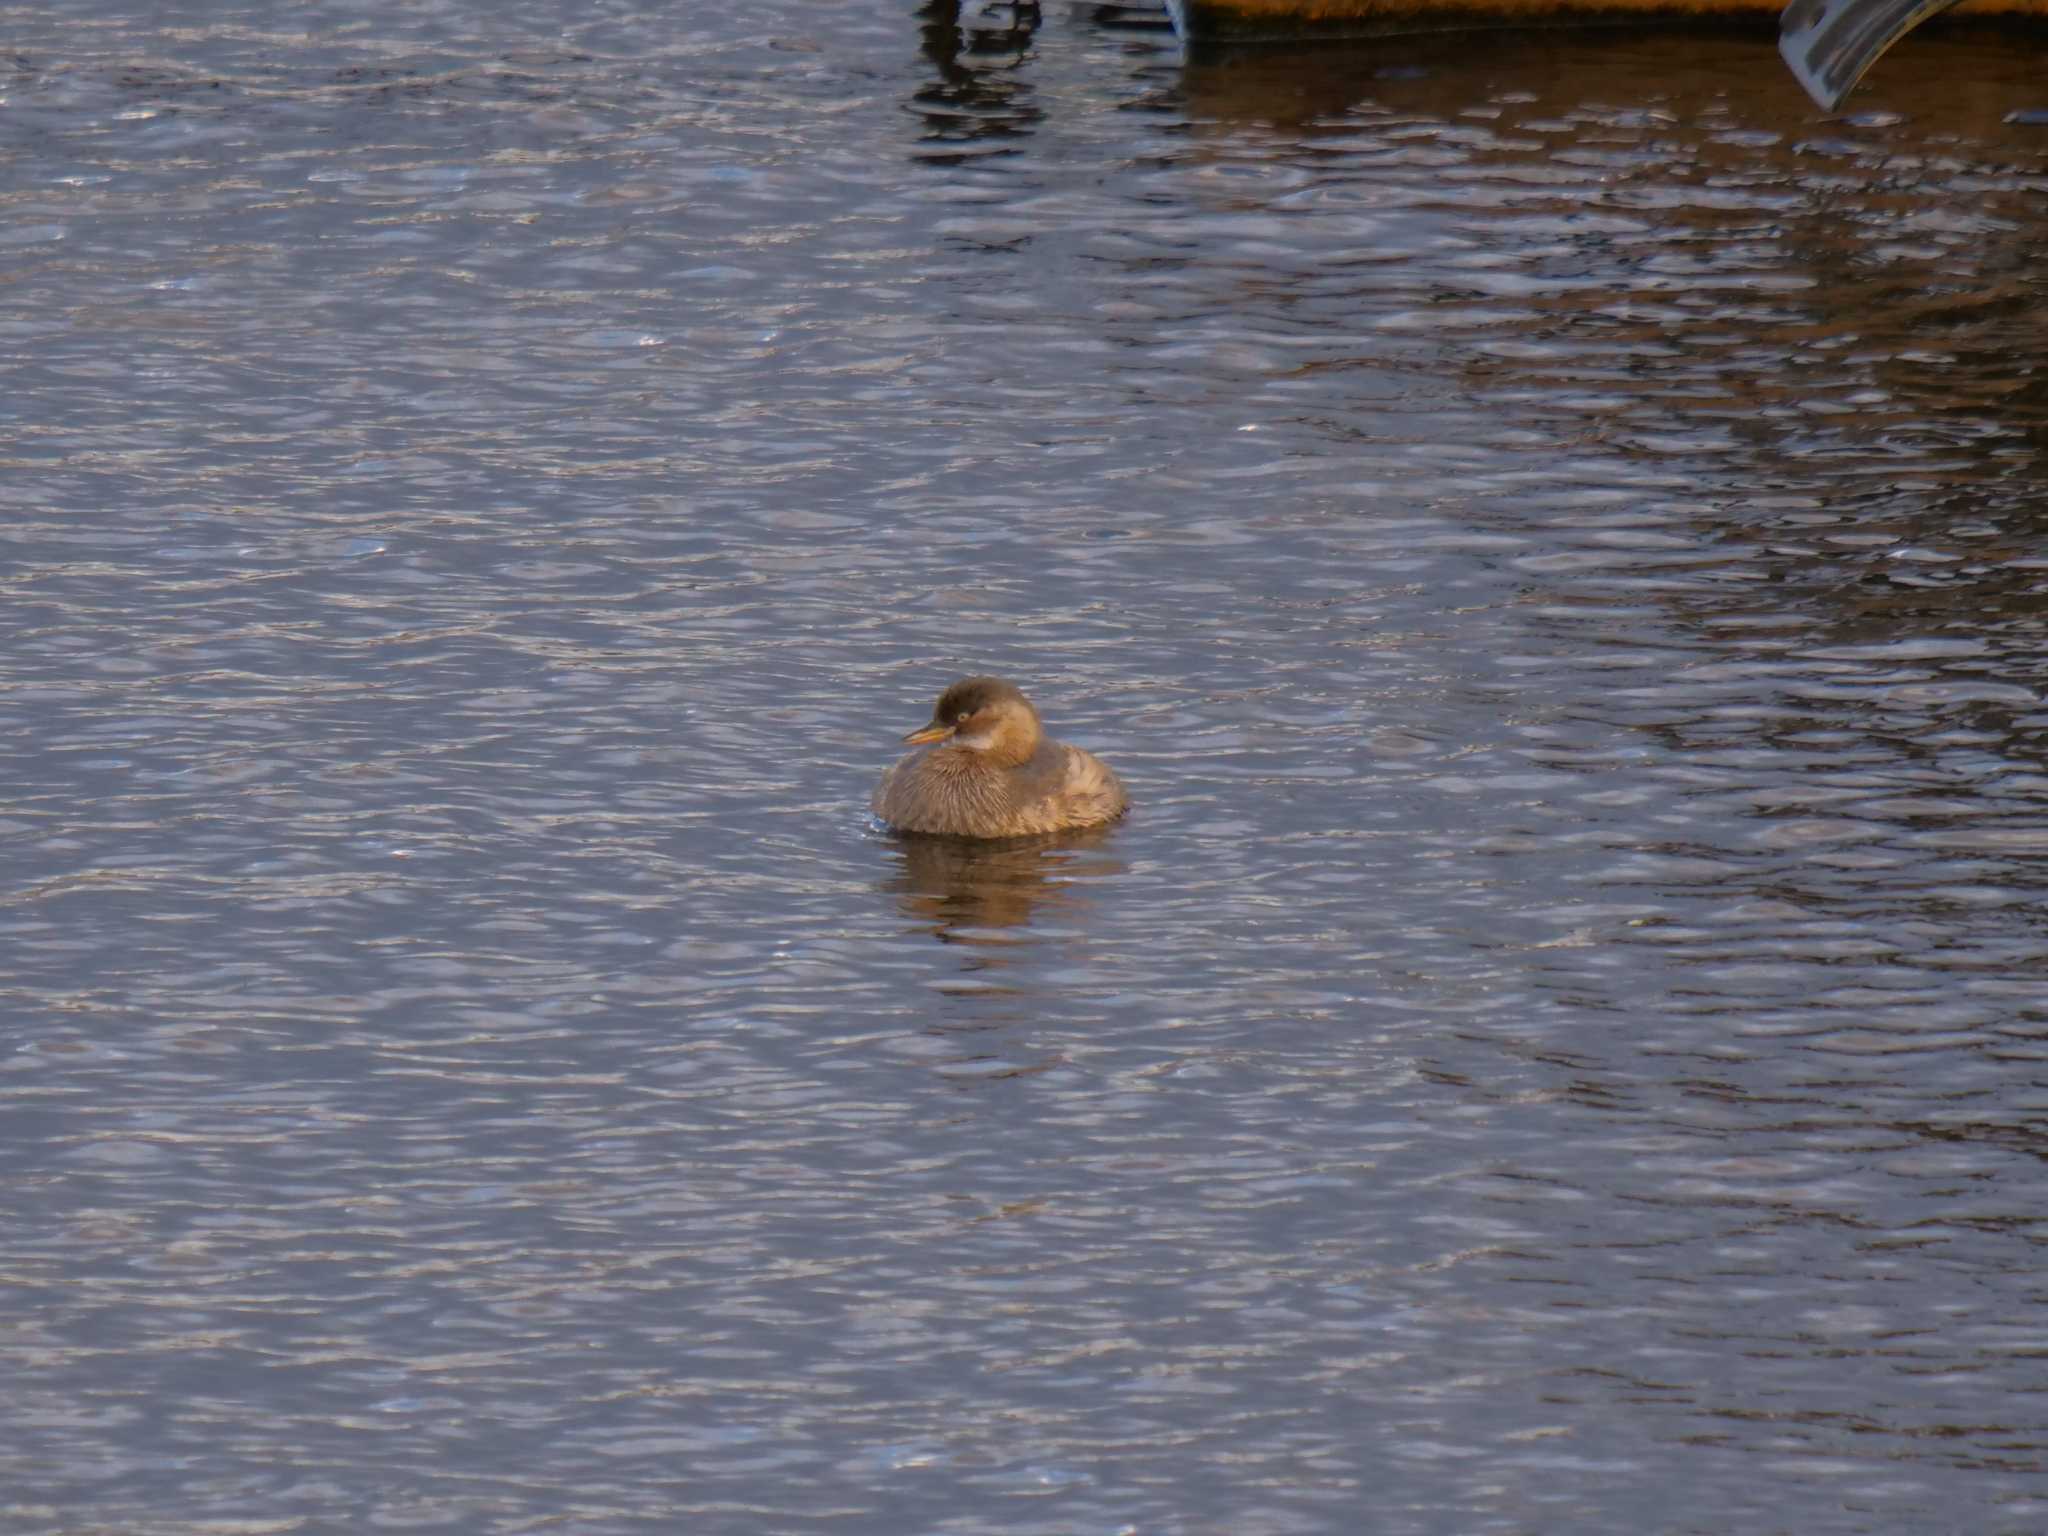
[951,727,996,752]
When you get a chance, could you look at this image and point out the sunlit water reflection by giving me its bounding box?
[5,4,2048,1532]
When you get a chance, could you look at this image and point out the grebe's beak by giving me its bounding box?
[902,722,953,745]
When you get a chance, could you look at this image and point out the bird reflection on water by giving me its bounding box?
[883,824,1124,947]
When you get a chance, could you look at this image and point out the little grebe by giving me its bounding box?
[872,676,1129,839]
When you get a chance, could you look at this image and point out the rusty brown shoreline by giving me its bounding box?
[1166,0,2047,32]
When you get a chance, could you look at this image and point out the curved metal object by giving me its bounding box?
[1779,0,1969,107]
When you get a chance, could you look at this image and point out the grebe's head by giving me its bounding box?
[901,676,1043,764]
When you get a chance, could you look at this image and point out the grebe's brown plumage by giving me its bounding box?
[872,676,1128,839]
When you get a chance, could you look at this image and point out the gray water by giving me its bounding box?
[5,4,2048,1532]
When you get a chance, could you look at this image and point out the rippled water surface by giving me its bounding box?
[7,3,2048,1531]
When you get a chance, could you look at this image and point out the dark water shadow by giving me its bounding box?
[910,0,1045,162]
